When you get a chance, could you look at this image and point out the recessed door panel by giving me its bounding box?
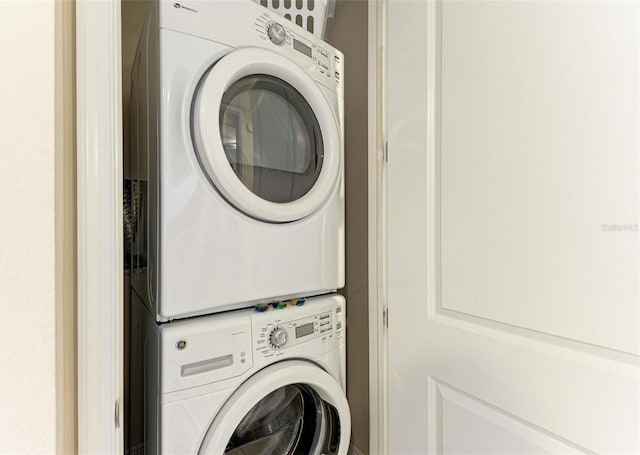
[438,383,581,454]
[439,0,640,355]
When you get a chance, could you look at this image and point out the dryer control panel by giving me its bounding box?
[159,0,343,95]
[254,12,343,92]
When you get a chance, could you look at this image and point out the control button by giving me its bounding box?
[266,22,286,46]
[269,327,289,349]
[271,301,287,309]
[335,71,340,80]
[336,322,342,330]
[335,55,341,63]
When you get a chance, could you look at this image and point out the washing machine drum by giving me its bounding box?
[198,361,351,455]
[192,48,341,223]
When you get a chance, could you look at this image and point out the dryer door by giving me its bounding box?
[198,360,351,455]
[192,47,341,223]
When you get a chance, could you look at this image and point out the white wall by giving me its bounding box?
[0,1,58,453]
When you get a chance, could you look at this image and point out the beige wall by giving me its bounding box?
[327,2,370,453]
[0,1,58,453]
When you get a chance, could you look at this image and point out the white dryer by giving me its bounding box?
[130,0,345,321]
[130,293,350,454]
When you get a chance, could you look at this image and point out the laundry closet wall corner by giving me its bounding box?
[327,1,370,453]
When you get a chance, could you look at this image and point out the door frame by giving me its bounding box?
[368,0,389,454]
[76,0,124,453]
[76,0,388,453]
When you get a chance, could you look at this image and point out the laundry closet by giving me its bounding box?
[121,1,370,453]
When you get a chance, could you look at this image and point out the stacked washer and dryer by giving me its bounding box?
[127,0,350,454]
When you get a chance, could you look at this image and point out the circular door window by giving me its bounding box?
[198,360,350,455]
[220,75,324,204]
[225,384,340,454]
[192,48,341,223]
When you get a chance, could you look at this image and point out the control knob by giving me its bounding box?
[266,22,286,46]
[269,327,288,349]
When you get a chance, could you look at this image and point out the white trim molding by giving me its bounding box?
[368,0,388,453]
[76,0,124,453]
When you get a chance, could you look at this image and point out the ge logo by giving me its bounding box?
[176,339,187,350]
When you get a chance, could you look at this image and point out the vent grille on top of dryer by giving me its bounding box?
[255,0,336,40]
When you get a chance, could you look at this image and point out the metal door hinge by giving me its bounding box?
[383,308,388,329]
[115,399,120,428]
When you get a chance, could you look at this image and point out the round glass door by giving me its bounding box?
[198,361,350,455]
[192,48,341,223]
[224,384,340,455]
[220,75,324,204]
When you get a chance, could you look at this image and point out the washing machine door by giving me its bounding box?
[198,360,351,455]
[192,47,341,223]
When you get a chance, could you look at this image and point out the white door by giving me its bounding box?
[386,1,640,453]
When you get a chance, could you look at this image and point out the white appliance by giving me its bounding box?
[130,0,345,321]
[130,293,350,454]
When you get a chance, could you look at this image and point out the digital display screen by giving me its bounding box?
[295,323,314,338]
[293,39,312,58]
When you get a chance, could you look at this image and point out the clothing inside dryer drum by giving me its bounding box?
[219,75,324,204]
[225,384,340,455]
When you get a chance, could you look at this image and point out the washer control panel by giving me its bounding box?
[269,326,289,349]
[252,299,342,359]
[266,21,286,46]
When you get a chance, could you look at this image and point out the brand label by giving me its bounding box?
[173,3,198,13]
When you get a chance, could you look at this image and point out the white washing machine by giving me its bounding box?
[130,0,345,321]
[129,293,350,454]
